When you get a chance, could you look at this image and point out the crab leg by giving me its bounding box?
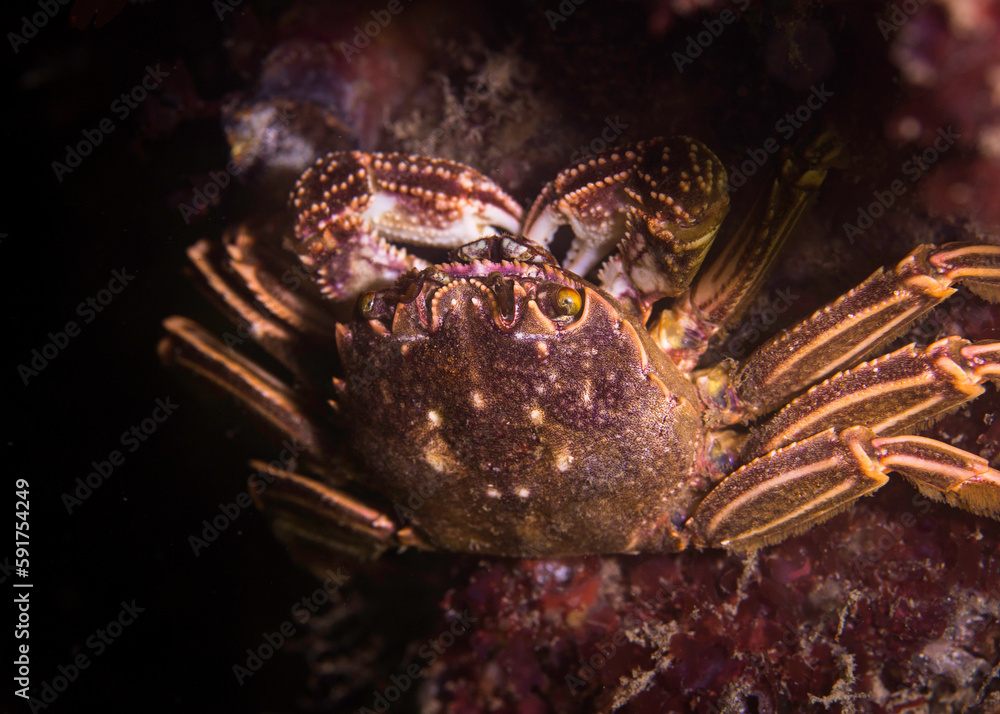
[159,316,336,467]
[221,225,343,339]
[250,461,430,562]
[523,137,730,306]
[872,436,1000,518]
[184,232,339,381]
[735,242,1000,417]
[650,131,844,370]
[291,151,522,301]
[688,426,1000,550]
[743,338,1000,459]
[163,292,419,560]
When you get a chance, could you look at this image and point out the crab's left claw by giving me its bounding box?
[291,151,523,301]
[523,137,730,309]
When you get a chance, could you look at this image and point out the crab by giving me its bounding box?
[160,133,1000,562]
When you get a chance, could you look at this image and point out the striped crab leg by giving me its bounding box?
[688,426,1000,550]
[158,316,336,467]
[291,151,523,301]
[735,241,1000,418]
[742,338,1000,458]
[651,131,844,370]
[179,227,340,382]
[248,461,430,564]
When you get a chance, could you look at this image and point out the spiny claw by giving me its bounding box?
[522,147,636,275]
[523,136,729,305]
[620,137,730,304]
[291,151,523,300]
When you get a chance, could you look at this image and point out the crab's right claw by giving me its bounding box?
[291,151,523,301]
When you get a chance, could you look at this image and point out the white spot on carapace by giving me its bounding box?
[424,449,446,473]
[536,341,549,359]
[516,487,531,498]
[530,408,543,424]
[556,451,574,472]
[582,381,592,404]
[471,392,485,409]
[427,410,441,426]
[486,486,500,499]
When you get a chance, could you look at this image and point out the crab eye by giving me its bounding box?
[358,291,377,317]
[555,287,582,316]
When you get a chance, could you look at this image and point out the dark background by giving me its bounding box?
[5,0,1000,712]
[6,2,343,711]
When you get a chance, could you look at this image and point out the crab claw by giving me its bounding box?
[291,151,523,301]
[523,137,729,308]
